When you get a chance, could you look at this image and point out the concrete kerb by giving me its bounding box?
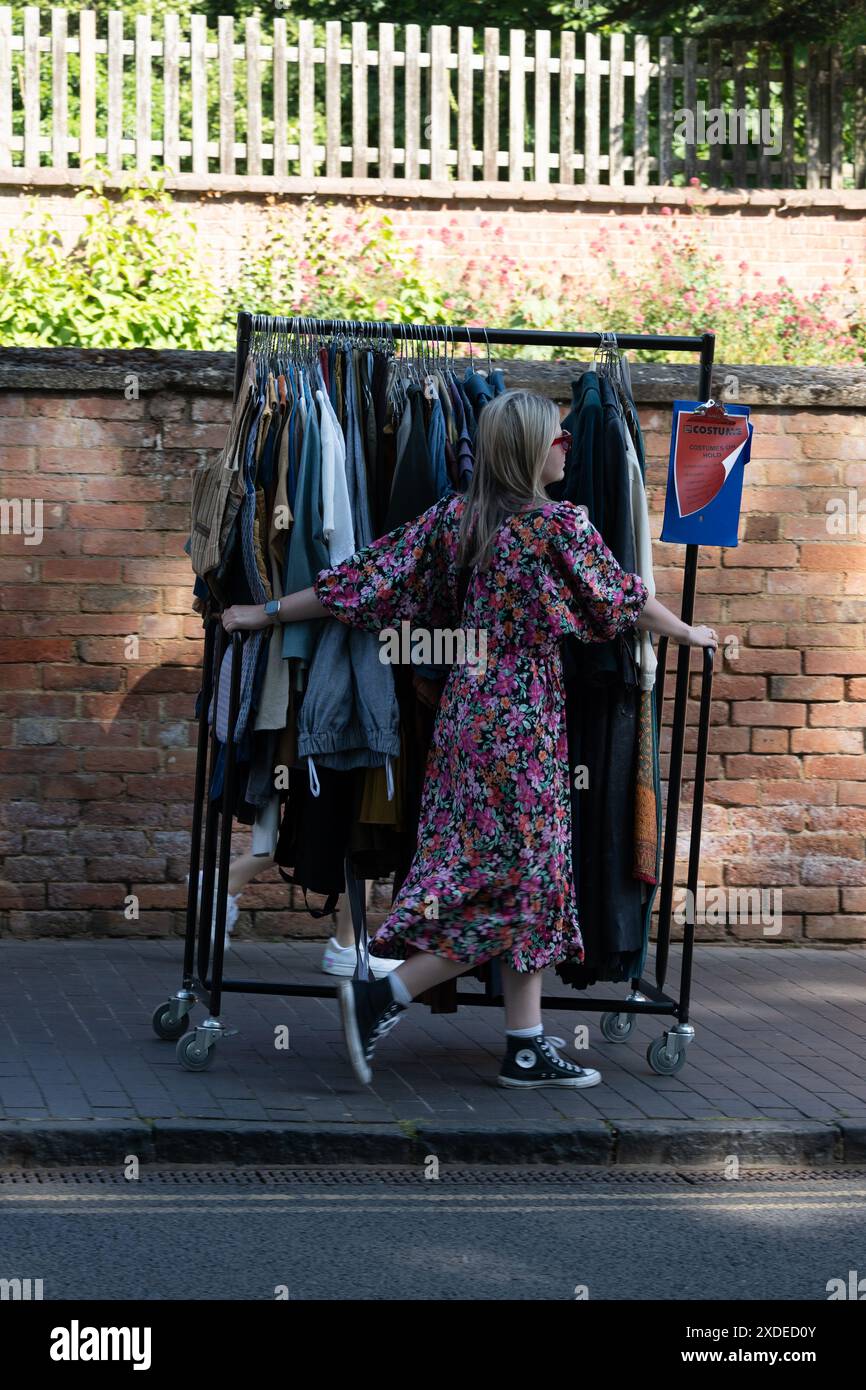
[1,1119,865,1168]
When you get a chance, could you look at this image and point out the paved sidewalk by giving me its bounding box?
[1,940,866,1165]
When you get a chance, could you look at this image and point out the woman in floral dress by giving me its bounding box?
[223,389,718,1089]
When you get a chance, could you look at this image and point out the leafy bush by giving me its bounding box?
[0,175,222,348]
[0,177,862,365]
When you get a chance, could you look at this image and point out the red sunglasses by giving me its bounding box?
[553,429,572,452]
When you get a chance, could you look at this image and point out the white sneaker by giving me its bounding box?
[186,870,238,951]
[321,937,402,979]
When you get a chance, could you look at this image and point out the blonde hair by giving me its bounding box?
[456,388,560,570]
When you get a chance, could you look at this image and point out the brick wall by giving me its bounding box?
[1,185,863,302]
[0,351,864,944]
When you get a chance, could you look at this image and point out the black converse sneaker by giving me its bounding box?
[498,1033,601,1089]
[337,977,407,1086]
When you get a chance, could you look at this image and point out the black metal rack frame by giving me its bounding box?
[153,314,716,1078]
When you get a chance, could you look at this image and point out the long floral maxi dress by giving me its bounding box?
[312,493,648,973]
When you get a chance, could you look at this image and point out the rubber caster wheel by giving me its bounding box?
[176,1032,215,1071]
[646,1036,687,1076]
[600,1011,635,1043]
[152,1002,192,1041]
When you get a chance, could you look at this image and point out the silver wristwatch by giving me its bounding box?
[264,599,281,624]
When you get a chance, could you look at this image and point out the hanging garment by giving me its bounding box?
[552,371,648,988]
[624,423,657,691]
[317,383,354,564]
[384,384,439,532]
[281,371,328,666]
[462,363,496,419]
[312,492,647,971]
[275,763,361,903]
[633,689,659,885]
[296,346,401,775]
[189,353,257,592]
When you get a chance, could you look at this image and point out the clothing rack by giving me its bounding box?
[153,313,715,1079]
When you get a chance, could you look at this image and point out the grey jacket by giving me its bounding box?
[296,346,401,777]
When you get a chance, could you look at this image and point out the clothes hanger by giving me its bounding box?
[481,326,493,377]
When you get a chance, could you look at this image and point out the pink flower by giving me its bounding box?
[660,206,673,216]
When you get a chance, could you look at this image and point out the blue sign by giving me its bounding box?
[660,399,752,547]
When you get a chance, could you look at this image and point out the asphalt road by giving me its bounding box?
[2,1165,865,1302]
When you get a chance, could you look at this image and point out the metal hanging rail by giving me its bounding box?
[153,312,715,1079]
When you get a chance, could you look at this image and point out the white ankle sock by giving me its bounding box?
[507,1023,543,1038]
[389,973,413,1007]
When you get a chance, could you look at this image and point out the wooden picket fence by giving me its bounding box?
[0,10,864,190]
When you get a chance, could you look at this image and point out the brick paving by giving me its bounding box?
[1,940,865,1128]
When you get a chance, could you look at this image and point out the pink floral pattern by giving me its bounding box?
[313,494,648,972]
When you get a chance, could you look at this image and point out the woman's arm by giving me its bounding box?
[221,587,327,633]
[637,595,718,650]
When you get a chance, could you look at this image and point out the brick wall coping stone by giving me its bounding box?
[2,348,865,408]
[3,171,866,212]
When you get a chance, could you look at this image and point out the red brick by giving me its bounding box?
[801,855,866,885]
[0,638,74,663]
[723,597,803,622]
[752,729,789,754]
[769,675,844,700]
[85,531,163,556]
[759,779,836,805]
[731,702,806,727]
[702,675,766,700]
[43,774,125,800]
[0,749,78,774]
[82,750,161,772]
[0,664,41,689]
[0,586,79,612]
[801,434,866,459]
[805,650,866,674]
[42,559,123,583]
[805,916,866,940]
[748,624,787,646]
[726,857,801,885]
[792,729,863,754]
[807,807,866,830]
[774,887,839,911]
[86,478,164,502]
[721,543,798,568]
[799,624,863,647]
[704,779,760,806]
[726,754,802,779]
[768,571,846,595]
[808,703,866,727]
[723,649,800,674]
[66,504,148,530]
[801,543,866,569]
[3,693,74,716]
[42,665,125,691]
[850,679,866,700]
[122,560,193,584]
[709,727,751,753]
[803,755,866,779]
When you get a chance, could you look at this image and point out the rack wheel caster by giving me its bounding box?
[152,1001,193,1041]
[647,1034,687,1076]
[600,1011,635,1043]
[176,1032,216,1071]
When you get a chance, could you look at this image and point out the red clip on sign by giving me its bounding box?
[661,400,752,547]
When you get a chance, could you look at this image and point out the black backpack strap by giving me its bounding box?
[276,866,339,919]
